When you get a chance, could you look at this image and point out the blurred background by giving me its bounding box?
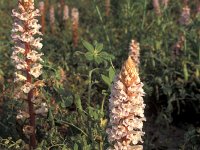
[0,0,200,149]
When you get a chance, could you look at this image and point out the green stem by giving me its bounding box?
[99,141,103,150]
[142,0,147,30]
[88,68,99,106]
[93,0,111,49]
[57,120,88,137]
[48,144,65,149]
[101,94,107,115]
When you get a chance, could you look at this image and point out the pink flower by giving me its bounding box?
[63,5,69,20]
[107,42,145,149]
[179,5,191,25]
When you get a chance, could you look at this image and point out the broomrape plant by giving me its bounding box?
[49,5,55,33]
[105,0,110,17]
[106,40,145,150]
[38,1,45,34]
[72,8,79,48]
[11,0,46,148]
[153,0,161,16]
[179,5,191,25]
[63,5,69,21]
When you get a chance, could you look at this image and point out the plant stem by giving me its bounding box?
[92,0,111,49]
[57,120,88,137]
[88,68,99,106]
[101,94,106,115]
[25,43,36,149]
[142,0,147,30]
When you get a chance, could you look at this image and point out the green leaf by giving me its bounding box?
[63,95,73,107]
[73,143,79,150]
[109,67,115,82]
[74,94,83,111]
[101,75,111,86]
[183,62,189,81]
[95,43,103,52]
[100,52,114,61]
[82,40,94,52]
[62,145,67,150]
[85,52,94,61]
[95,56,103,64]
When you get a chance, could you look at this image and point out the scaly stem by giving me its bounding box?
[25,43,36,149]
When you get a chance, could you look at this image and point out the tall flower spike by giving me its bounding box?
[38,1,45,34]
[179,5,191,25]
[63,5,69,21]
[172,35,185,61]
[153,0,161,16]
[107,44,146,149]
[11,0,44,148]
[105,0,110,17]
[45,0,49,11]
[57,2,62,17]
[49,5,55,33]
[129,40,140,67]
[162,0,169,8]
[71,8,79,48]
[197,4,200,16]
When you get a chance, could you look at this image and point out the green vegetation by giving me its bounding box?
[0,0,199,149]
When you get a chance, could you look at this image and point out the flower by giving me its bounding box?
[129,40,140,67]
[23,125,34,135]
[12,0,44,148]
[105,0,110,17]
[27,50,43,62]
[71,8,79,47]
[179,5,191,25]
[38,1,45,33]
[162,0,169,8]
[29,63,42,78]
[11,0,43,84]
[107,41,145,150]
[63,5,69,21]
[21,82,34,93]
[153,0,161,16]
[16,110,30,119]
[30,37,43,49]
[49,5,55,32]
[35,102,48,115]
[38,1,45,15]
[14,72,27,82]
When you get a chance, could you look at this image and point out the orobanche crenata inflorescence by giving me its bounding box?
[11,0,47,148]
[11,0,43,87]
[107,40,146,150]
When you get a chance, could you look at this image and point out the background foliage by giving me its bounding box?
[0,0,200,149]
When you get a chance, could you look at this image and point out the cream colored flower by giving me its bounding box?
[63,5,69,20]
[16,110,30,119]
[38,1,45,15]
[35,102,48,115]
[129,40,140,67]
[14,72,27,82]
[21,82,34,93]
[16,62,28,70]
[29,63,42,78]
[107,41,145,150]
[153,0,161,16]
[27,50,43,62]
[30,37,43,49]
[179,5,191,25]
